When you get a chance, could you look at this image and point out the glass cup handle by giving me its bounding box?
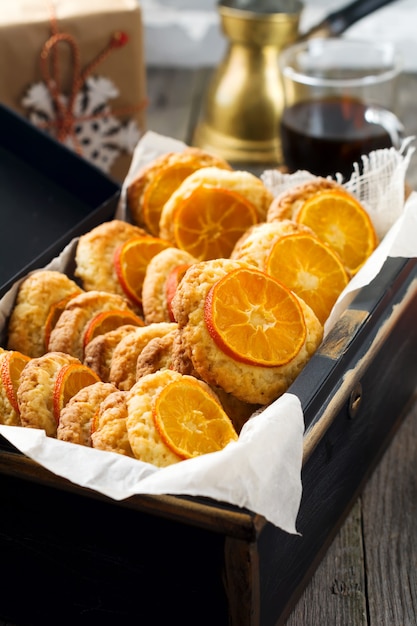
[364,106,405,149]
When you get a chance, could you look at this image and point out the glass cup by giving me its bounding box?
[278,38,404,180]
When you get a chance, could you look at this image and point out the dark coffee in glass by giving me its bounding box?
[278,39,403,180]
[280,95,393,180]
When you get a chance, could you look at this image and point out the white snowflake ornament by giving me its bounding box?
[21,29,143,174]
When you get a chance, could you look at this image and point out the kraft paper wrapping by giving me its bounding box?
[0,0,147,181]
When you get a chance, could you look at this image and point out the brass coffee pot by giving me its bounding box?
[193,0,398,165]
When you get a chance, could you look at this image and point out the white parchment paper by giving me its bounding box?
[0,132,416,531]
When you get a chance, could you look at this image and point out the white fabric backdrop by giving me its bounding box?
[140,0,417,71]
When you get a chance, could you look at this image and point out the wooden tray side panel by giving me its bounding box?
[0,474,231,626]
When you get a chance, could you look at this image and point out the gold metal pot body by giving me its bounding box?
[193,1,302,165]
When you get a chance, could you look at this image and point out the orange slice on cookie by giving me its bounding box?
[153,377,238,459]
[172,186,259,260]
[44,292,82,351]
[204,267,306,367]
[53,363,101,424]
[114,236,172,307]
[127,149,232,235]
[295,189,377,274]
[82,309,144,349]
[266,232,349,324]
[142,163,200,236]
[1,350,31,414]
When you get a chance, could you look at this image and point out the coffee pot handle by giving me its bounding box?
[301,0,399,40]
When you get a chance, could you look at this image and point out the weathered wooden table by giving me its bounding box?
[145,66,417,626]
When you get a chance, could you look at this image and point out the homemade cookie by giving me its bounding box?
[74,219,147,295]
[171,258,323,405]
[267,177,378,274]
[17,351,80,437]
[126,369,235,467]
[142,247,197,324]
[48,290,135,360]
[57,381,118,446]
[267,177,340,222]
[230,219,313,267]
[0,349,30,426]
[135,328,178,379]
[83,324,139,382]
[126,371,183,466]
[126,147,232,235]
[7,270,83,358]
[90,389,134,457]
[159,166,274,244]
[109,322,178,391]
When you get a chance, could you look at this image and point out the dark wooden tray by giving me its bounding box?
[0,255,416,626]
[0,104,120,297]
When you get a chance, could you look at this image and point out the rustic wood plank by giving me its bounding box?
[284,499,368,626]
[146,67,209,144]
[362,392,417,626]
[284,393,417,626]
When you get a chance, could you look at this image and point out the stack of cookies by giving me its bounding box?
[1,146,378,468]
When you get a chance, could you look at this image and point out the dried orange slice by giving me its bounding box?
[114,235,172,307]
[204,267,306,367]
[142,164,199,236]
[153,378,238,459]
[266,233,349,324]
[83,309,144,349]
[165,263,191,322]
[53,363,101,424]
[1,350,31,413]
[173,186,259,260]
[295,189,377,274]
[44,292,81,350]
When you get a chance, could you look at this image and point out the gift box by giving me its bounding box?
[0,0,147,181]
